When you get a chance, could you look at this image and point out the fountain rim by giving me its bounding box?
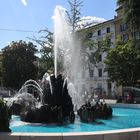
[1,127,140,140]
[1,126,140,134]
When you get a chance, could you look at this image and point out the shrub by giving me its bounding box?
[0,98,11,132]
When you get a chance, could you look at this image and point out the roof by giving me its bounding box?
[115,6,123,12]
[78,19,115,32]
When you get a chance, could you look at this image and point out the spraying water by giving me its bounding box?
[18,84,43,103]
[9,5,84,112]
[53,6,69,78]
[53,5,83,106]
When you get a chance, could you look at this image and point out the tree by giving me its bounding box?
[28,29,54,78]
[39,46,54,77]
[117,0,140,30]
[1,40,38,89]
[66,0,83,32]
[105,40,140,86]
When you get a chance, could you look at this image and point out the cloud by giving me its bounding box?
[77,16,106,29]
[21,0,27,6]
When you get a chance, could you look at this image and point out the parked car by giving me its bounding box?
[123,87,140,103]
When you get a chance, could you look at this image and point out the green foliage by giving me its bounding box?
[0,98,11,132]
[105,40,140,86]
[117,0,140,30]
[39,46,54,77]
[29,29,54,78]
[1,40,38,89]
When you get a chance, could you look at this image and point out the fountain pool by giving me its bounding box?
[10,107,140,133]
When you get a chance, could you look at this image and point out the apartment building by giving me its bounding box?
[76,3,140,100]
[115,6,140,41]
[78,19,116,98]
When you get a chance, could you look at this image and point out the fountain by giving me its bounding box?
[2,5,140,140]
[8,5,112,125]
[9,74,75,124]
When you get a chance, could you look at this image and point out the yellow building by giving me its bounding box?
[114,6,140,41]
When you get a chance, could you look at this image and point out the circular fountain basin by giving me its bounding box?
[10,106,140,133]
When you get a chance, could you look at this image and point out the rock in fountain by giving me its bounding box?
[9,92,38,115]
[43,74,74,119]
[77,101,112,123]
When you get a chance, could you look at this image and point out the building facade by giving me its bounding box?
[78,19,116,99]
[78,5,140,100]
[115,6,140,41]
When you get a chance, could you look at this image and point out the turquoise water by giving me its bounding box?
[10,107,140,133]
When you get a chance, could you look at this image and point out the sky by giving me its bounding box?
[0,0,117,50]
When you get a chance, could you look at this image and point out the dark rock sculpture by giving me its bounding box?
[19,74,75,124]
[77,102,112,123]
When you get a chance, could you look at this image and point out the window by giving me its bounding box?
[89,87,94,93]
[120,24,128,32]
[97,30,101,36]
[96,83,102,94]
[107,82,112,90]
[98,41,102,47]
[107,39,111,46]
[99,55,102,62]
[98,69,102,77]
[106,27,110,33]
[123,34,129,41]
[134,31,140,39]
[89,70,94,78]
[87,32,93,38]
[97,83,102,89]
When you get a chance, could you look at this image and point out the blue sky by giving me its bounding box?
[0,0,117,50]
